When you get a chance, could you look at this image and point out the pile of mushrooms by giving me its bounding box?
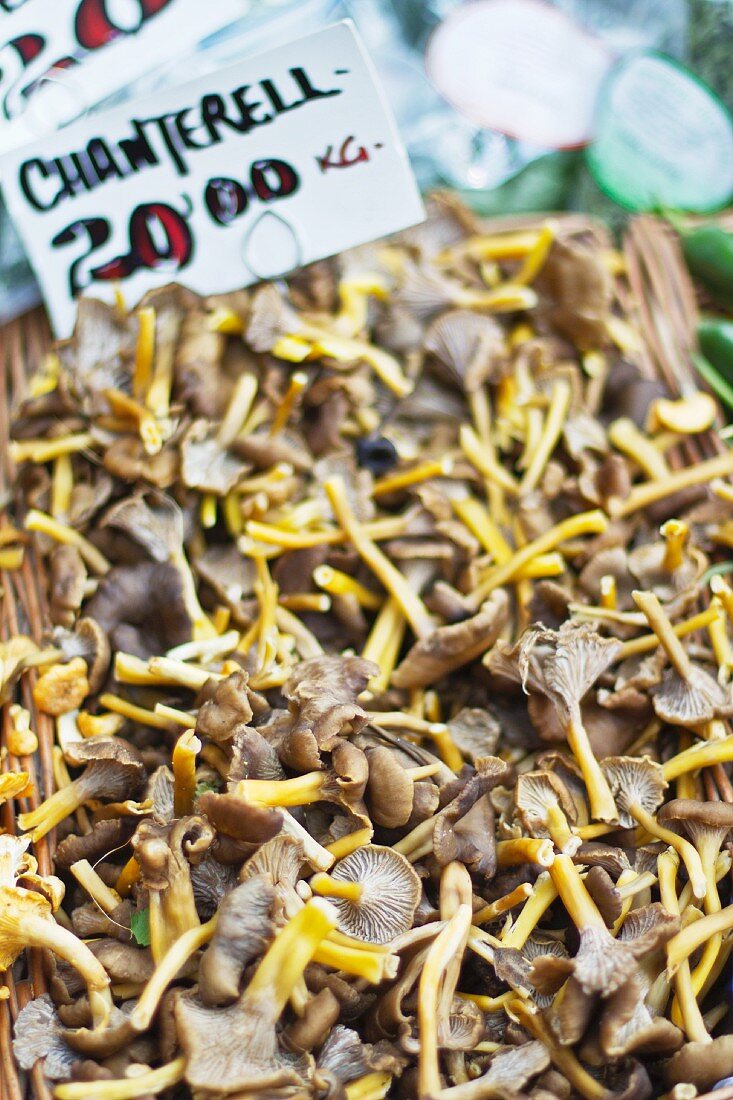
[6,196,733,1099]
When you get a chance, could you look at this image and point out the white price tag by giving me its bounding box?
[1,20,424,337]
[0,0,243,154]
[426,0,613,150]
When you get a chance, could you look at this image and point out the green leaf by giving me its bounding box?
[130,908,151,947]
[195,779,219,798]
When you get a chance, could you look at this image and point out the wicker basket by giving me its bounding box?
[1,213,732,1100]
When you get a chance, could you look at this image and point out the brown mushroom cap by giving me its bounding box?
[195,670,254,742]
[197,790,283,844]
[514,770,578,838]
[651,663,733,726]
[665,1035,733,1090]
[445,708,500,763]
[392,589,509,689]
[423,308,507,392]
[12,994,77,1080]
[326,845,421,944]
[658,797,733,833]
[600,756,667,830]
[177,993,310,1093]
[364,746,414,829]
[85,561,192,658]
[65,737,146,803]
[199,875,275,1005]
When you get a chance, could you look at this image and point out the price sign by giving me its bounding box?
[0,0,243,154]
[0,20,424,336]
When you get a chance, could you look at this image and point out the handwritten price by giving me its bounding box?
[0,0,174,120]
[50,140,376,298]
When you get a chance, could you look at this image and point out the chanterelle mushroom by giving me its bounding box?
[514,770,579,854]
[198,874,275,1005]
[310,845,421,944]
[633,590,733,726]
[16,737,145,841]
[488,622,621,821]
[602,756,706,899]
[175,898,337,1093]
[0,837,112,1026]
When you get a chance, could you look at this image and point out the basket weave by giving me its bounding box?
[1,215,732,1099]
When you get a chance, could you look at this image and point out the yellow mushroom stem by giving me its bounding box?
[98,694,172,731]
[507,998,608,1100]
[436,228,540,265]
[325,828,373,861]
[133,306,156,399]
[496,838,555,868]
[11,432,96,467]
[549,853,607,932]
[130,917,217,1032]
[25,509,110,575]
[514,222,555,284]
[501,871,558,949]
[114,856,140,898]
[608,418,670,481]
[312,940,394,983]
[212,374,256,448]
[279,592,331,613]
[618,606,720,661]
[54,1058,186,1100]
[663,734,733,781]
[362,597,406,693]
[51,453,73,519]
[565,711,619,825]
[520,378,573,494]
[711,574,733,622]
[238,764,431,808]
[633,589,694,680]
[472,883,533,925]
[154,703,198,728]
[269,371,308,437]
[325,476,434,638]
[459,424,518,494]
[145,324,174,421]
[616,871,658,901]
[70,860,121,915]
[600,574,617,610]
[8,898,113,1027]
[344,1072,392,1100]
[172,729,201,818]
[104,389,163,456]
[147,656,220,691]
[244,898,337,1016]
[610,447,733,518]
[245,513,408,549]
[372,457,454,498]
[666,903,733,975]
[280,809,334,871]
[708,599,733,681]
[627,803,706,900]
[17,778,98,843]
[417,901,473,1100]
[149,860,201,965]
[208,305,244,334]
[661,520,689,572]
[656,860,709,1045]
[310,873,364,904]
[314,565,382,610]
[459,990,514,1013]
[472,510,608,608]
[544,802,577,853]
